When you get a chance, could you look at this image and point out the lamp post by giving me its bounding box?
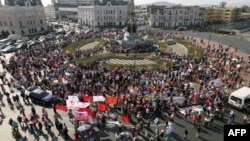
[207,28,211,48]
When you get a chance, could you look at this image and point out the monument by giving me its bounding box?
[115,0,152,52]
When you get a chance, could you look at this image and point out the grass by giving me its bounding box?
[95,38,106,49]
[62,38,96,53]
[147,34,163,40]
[175,39,204,59]
[70,52,174,70]
[158,42,170,51]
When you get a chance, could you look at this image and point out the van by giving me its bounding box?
[228,87,250,111]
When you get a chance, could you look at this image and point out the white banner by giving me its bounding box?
[68,96,79,102]
[78,102,90,108]
[93,96,105,102]
[66,100,78,109]
[179,105,203,115]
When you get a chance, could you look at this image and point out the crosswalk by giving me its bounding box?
[107,59,156,65]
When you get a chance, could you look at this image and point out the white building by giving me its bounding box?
[78,0,129,27]
[148,5,203,28]
[56,0,93,5]
[0,1,47,36]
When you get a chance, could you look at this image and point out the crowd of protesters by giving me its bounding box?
[0,28,250,140]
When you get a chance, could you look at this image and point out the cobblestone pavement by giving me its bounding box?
[107,58,156,65]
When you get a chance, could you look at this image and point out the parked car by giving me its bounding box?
[0,45,17,53]
[0,43,6,50]
[29,89,53,107]
[15,42,27,50]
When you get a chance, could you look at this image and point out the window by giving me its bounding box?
[40,19,43,24]
[0,21,2,26]
[19,21,22,27]
[230,96,242,104]
[10,21,13,26]
[33,20,35,24]
[4,21,7,26]
[119,10,121,14]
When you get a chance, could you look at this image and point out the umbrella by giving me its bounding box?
[77,124,91,132]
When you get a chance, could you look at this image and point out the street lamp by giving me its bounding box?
[207,28,211,48]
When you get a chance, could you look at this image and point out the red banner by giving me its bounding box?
[106,96,118,104]
[98,103,109,112]
[83,94,92,102]
[120,115,131,123]
[55,104,68,112]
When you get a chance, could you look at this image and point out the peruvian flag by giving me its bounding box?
[120,115,131,123]
[82,94,92,102]
[55,104,68,112]
[98,103,109,112]
[106,96,117,105]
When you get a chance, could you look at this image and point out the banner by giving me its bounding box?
[83,94,92,102]
[75,112,88,121]
[66,100,78,109]
[55,104,68,112]
[106,96,117,105]
[78,102,90,108]
[120,115,131,123]
[93,96,105,102]
[78,108,96,118]
[68,96,79,102]
[179,105,203,115]
[98,103,109,112]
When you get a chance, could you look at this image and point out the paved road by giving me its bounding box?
[182,31,250,54]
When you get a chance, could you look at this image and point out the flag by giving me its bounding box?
[106,96,117,104]
[75,112,88,121]
[120,115,131,123]
[82,94,92,102]
[55,104,68,112]
[98,103,109,112]
[78,102,90,108]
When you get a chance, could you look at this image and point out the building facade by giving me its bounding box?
[78,0,129,27]
[0,1,47,36]
[148,5,203,28]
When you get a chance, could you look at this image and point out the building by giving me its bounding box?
[200,7,223,24]
[78,0,129,27]
[148,5,203,28]
[221,7,242,22]
[0,0,47,36]
[201,6,242,24]
[56,0,93,5]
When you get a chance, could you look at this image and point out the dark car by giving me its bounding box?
[29,89,53,107]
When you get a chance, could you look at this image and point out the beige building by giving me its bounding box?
[0,2,47,36]
[148,5,203,28]
[201,6,242,24]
